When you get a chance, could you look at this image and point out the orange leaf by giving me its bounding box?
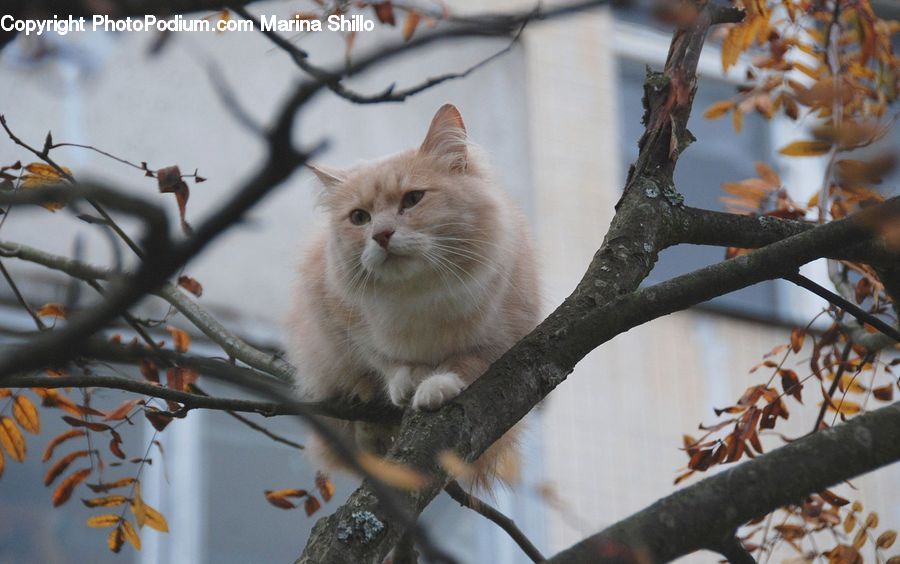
[315,471,335,502]
[43,429,86,462]
[131,481,146,528]
[402,10,421,41]
[37,303,66,319]
[779,140,831,157]
[13,395,40,433]
[177,275,203,297]
[166,326,190,353]
[0,416,26,462]
[53,467,92,506]
[104,399,142,421]
[44,449,91,486]
[304,495,322,516]
[754,162,781,188]
[264,488,308,509]
[704,100,734,120]
[372,1,395,25]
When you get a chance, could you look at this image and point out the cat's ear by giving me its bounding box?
[419,104,467,173]
[307,163,346,189]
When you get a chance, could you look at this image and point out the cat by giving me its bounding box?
[286,104,540,489]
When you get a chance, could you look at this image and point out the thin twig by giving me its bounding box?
[785,273,900,343]
[444,479,545,563]
[0,259,46,330]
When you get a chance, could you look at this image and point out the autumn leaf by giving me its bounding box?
[121,519,141,550]
[13,395,40,433]
[43,429,86,461]
[53,467,92,506]
[62,415,111,433]
[22,163,72,211]
[131,481,146,528]
[315,471,335,502]
[0,416,26,461]
[166,326,190,353]
[401,11,420,41]
[144,409,174,431]
[104,399,142,421]
[825,399,861,416]
[44,449,91,486]
[142,503,169,532]
[877,530,897,549]
[789,328,805,353]
[754,162,781,189]
[305,495,322,516]
[86,514,122,528]
[372,1,395,25]
[872,384,894,401]
[704,100,734,119]
[177,275,203,297]
[779,140,831,157]
[83,495,128,508]
[156,165,192,235]
[264,488,308,509]
[87,477,136,493]
[108,526,125,553]
[36,303,66,319]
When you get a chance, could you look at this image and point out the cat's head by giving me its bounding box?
[311,104,504,287]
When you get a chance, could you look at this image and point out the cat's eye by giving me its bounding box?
[400,190,425,210]
[349,209,370,225]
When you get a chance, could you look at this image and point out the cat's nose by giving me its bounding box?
[372,228,395,249]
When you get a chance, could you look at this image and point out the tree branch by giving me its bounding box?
[546,401,900,563]
[444,480,545,563]
[784,273,900,343]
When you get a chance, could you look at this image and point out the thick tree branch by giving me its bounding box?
[547,401,900,563]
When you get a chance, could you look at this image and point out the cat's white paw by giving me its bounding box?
[411,372,465,411]
[387,366,418,406]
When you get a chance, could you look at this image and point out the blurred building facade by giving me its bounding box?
[0,1,897,562]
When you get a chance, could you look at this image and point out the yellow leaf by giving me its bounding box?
[131,481,146,528]
[704,100,735,120]
[86,514,122,528]
[121,520,141,550]
[0,448,4,478]
[826,399,861,416]
[779,140,831,157]
[87,477,135,493]
[844,512,857,533]
[142,503,169,532]
[754,162,781,188]
[12,395,39,434]
[358,453,428,490]
[83,495,128,508]
[315,471,335,502]
[108,526,125,553]
[0,416,26,462]
[21,163,72,211]
[36,303,66,319]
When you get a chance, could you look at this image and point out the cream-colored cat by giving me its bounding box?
[286,104,539,487]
